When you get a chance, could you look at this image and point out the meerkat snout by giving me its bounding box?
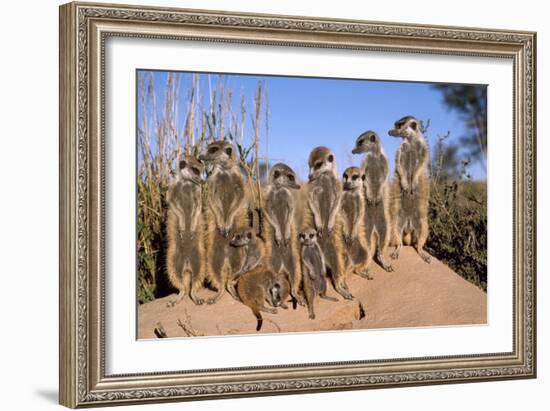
[307,146,336,181]
[352,130,379,154]
[388,115,419,139]
[342,166,365,191]
[177,156,205,185]
[270,163,301,189]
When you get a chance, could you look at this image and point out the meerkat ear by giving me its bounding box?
[179,160,186,169]
[328,154,334,163]
[410,121,417,131]
[273,170,280,179]
[342,172,347,179]
[225,146,233,156]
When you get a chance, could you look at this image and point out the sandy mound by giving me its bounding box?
[138,247,487,338]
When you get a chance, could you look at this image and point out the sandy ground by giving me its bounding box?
[138,247,487,338]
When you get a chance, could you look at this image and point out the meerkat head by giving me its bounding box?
[199,140,236,165]
[269,163,301,189]
[230,228,256,247]
[388,116,422,140]
[352,130,381,155]
[267,275,289,307]
[342,166,365,191]
[308,146,337,181]
[177,155,205,185]
[298,227,319,247]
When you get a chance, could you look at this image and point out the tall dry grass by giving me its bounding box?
[137,72,269,303]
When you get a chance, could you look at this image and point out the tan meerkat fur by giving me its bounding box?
[263,163,305,306]
[237,268,290,332]
[305,146,353,300]
[388,116,431,263]
[352,131,394,272]
[165,156,206,306]
[200,140,249,304]
[299,227,338,319]
[340,166,373,278]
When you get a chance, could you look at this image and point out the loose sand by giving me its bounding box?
[138,247,487,339]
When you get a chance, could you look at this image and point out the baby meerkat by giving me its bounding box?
[306,147,353,300]
[340,166,373,279]
[299,228,338,320]
[388,116,431,263]
[263,163,304,306]
[200,140,249,304]
[165,156,206,306]
[237,268,290,332]
[228,229,268,300]
[352,131,394,272]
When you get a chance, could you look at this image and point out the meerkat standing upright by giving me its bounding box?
[352,131,394,272]
[165,156,206,306]
[263,163,304,306]
[306,147,353,300]
[199,140,248,304]
[299,228,338,319]
[388,116,431,263]
[340,166,373,278]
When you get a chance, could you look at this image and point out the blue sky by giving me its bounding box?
[137,70,485,180]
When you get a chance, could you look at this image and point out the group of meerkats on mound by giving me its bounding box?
[165,115,431,331]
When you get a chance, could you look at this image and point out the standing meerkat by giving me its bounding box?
[299,228,338,320]
[199,140,248,304]
[237,268,290,332]
[165,156,206,306]
[352,131,394,272]
[340,166,373,279]
[263,163,304,306]
[388,116,431,263]
[228,228,269,300]
[306,146,353,300]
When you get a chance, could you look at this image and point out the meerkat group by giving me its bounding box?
[164,115,432,331]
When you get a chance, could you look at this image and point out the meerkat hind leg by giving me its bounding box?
[320,293,338,302]
[376,250,394,272]
[260,306,278,314]
[167,290,186,307]
[354,267,374,280]
[226,280,240,301]
[334,281,354,300]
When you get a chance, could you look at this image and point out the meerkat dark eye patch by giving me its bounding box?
[410,121,417,130]
[208,146,218,154]
[287,174,294,181]
[191,167,200,175]
[224,147,233,155]
[343,172,348,180]
[273,170,280,179]
[247,231,252,239]
[328,154,334,163]
[361,174,366,181]
[299,233,305,239]
[370,134,376,142]
[309,233,314,238]
[352,175,358,181]
[179,160,186,169]
[315,161,323,169]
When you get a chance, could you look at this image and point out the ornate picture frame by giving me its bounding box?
[59,1,536,408]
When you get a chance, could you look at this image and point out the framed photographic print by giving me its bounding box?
[59,1,537,408]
